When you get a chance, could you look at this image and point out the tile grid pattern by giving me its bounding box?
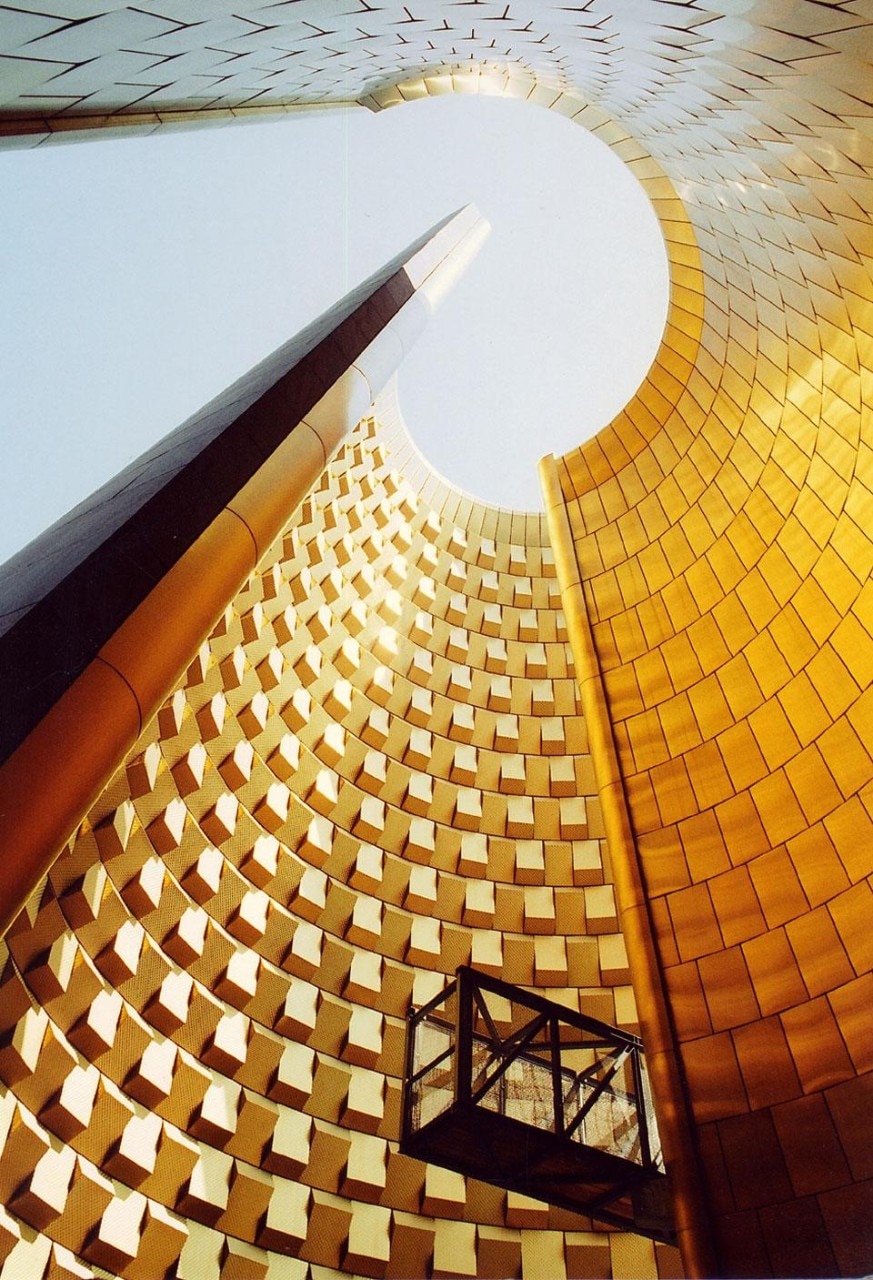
[0,2,777,143]
[0,391,681,1278]
[0,2,871,1274]
[541,13,873,1280]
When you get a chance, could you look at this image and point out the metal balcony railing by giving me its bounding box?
[400,966,673,1242]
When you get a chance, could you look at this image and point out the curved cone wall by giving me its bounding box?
[0,3,872,1277]
[0,387,673,1278]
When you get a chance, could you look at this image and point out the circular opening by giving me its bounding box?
[384,95,670,509]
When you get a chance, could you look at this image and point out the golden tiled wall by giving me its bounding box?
[1,3,871,1275]
[542,22,873,1279]
[0,391,681,1279]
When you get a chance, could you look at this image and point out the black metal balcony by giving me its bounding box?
[400,966,674,1242]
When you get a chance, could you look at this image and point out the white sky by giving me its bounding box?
[0,96,668,563]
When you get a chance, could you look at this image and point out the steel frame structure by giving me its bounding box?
[401,966,673,1241]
